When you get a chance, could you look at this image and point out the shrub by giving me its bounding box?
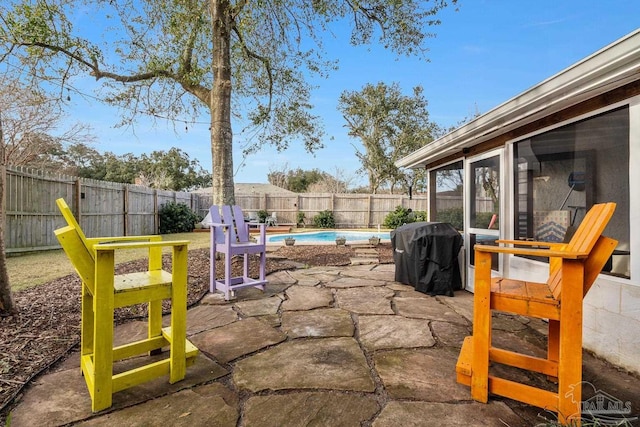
[435,207,463,230]
[313,210,335,228]
[257,210,269,223]
[296,212,306,226]
[159,202,201,234]
[383,206,423,229]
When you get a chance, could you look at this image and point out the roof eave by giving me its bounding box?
[396,29,640,170]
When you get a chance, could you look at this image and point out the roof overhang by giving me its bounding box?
[396,29,640,170]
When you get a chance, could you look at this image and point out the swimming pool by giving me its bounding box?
[267,230,390,244]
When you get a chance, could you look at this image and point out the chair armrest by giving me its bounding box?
[87,235,162,245]
[94,240,189,251]
[494,239,564,249]
[474,244,587,259]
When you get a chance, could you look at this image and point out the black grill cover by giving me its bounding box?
[391,222,463,296]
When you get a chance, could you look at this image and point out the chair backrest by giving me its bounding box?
[56,198,90,246]
[209,205,225,245]
[210,205,251,244]
[547,202,616,300]
[54,223,96,290]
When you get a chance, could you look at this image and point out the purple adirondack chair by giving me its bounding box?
[209,205,267,300]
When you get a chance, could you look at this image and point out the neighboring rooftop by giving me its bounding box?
[194,183,295,195]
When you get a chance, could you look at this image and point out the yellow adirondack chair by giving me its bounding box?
[456,202,617,424]
[54,198,198,412]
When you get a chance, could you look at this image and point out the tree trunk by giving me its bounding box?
[210,0,235,206]
[0,117,16,316]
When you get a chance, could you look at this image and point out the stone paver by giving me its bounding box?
[336,286,395,314]
[436,291,474,322]
[284,270,321,286]
[430,320,470,348]
[233,337,375,393]
[265,270,298,286]
[358,315,435,351]
[326,276,387,288]
[243,392,379,427]
[372,401,525,427]
[9,355,226,426]
[385,283,415,292]
[281,285,333,311]
[394,297,467,324]
[492,312,529,331]
[340,266,395,282]
[78,383,239,427]
[374,348,469,401]
[281,308,354,338]
[234,296,282,316]
[172,304,237,335]
[190,317,286,363]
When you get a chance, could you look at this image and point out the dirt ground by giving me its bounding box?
[0,243,393,416]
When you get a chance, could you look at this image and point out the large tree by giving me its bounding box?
[1,0,457,205]
[338,82,440,193]
[0,115,15,316]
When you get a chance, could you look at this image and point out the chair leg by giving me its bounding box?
[210,240,217,294]
[169,245,188,383]
[259,251,266,282]
[81,283,93,372]
[148,299,163,356]
[92,252,116,412]
[547,320,560,382]
[243,252,249,281]
[471,251,492,403]
[224,253,232,300]
[557,260,584,424]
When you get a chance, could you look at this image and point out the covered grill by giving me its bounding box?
[391,222,463,296]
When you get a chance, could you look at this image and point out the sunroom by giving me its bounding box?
[396,29,640,374]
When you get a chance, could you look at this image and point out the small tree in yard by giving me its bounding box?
[339,82,440,194]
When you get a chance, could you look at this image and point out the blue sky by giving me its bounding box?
[62,1,639,187]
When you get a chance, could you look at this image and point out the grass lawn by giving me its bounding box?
[7,232,212,292]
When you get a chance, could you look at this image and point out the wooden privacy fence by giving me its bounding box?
[196,192,428,228]
[5,166,198,253]
[4,166,427,253]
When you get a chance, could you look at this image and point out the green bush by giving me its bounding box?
[159,202,201,234]
[296,212,306,226]
[434,208,497,231]
[383,206,427,229]
[313,210,335,228]
[257,210,269,223]
[435,207,463,230]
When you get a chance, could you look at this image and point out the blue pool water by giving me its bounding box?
[267,230,390,243]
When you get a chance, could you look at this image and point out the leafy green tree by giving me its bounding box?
[139,148,211,191]
[338,82,440,194]
[1,0,457,205]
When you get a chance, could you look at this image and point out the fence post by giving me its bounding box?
[123,185,129,236]
[368,195,372,228]
[154,190,159,234]
[74,178,82,226]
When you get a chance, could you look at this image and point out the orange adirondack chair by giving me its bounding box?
[456,202,617,424]
[54,198,198,412]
